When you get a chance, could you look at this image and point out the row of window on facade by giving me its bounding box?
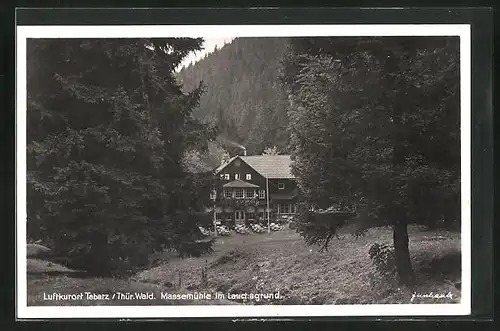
[216,203,298,220]
[221,173,252,181]
[220,188,266,199]
[220,173,286,190]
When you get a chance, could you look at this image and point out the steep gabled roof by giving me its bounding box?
[242,155,295,179]
[216,154,295,179]
[215,155,239,173]
[223,179,260,188]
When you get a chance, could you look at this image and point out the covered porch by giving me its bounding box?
[270,187,299,219]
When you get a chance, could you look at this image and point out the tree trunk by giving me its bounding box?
[392,221,415,285]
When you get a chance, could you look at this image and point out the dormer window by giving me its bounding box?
[278,182,285,190]
[224,174,230,180]
[246,174,252,180]
[235,174,240,180]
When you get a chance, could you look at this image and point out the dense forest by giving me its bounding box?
[177,38,290,157]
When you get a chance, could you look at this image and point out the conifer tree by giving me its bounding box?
[283,37,460,284]
[27,38,216,275]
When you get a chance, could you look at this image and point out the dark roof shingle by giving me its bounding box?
[216,155,295,179]
[240,155,294,179]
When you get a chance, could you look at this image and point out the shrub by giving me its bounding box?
[198,226,210,236]
[26,243,52,258]
[234,224,250,235]
[216,225,231,236]
[250,223,266,233]
[269,223,283,231]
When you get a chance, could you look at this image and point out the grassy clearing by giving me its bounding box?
[27,273,236,306]
[27,259,236,306]
[135,225,461,305]
[27,259,77,275]
[27,225,461,306]
[27,243,52,258]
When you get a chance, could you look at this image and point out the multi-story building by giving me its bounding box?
[212,154,299,228]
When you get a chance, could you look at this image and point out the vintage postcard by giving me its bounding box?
[16,23,471,318]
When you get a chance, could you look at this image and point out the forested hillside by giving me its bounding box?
[177,38,290,156]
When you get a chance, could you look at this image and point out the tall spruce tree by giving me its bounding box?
[283,37,460,285]
[27,38,216,275]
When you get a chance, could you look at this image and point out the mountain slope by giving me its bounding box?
[177,37,290,156]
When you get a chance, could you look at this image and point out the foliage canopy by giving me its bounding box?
[27,38,218,275]
[282,37,460,284]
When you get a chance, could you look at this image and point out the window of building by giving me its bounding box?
[258,211,265,219]
[278,182,285,190]
[215,212,222,220]
[235,188,244,199]
[235,210,245,220]
[291,203,297,214]
[210,190,216,200]
[224,189,232,198]
[258,190,265,199]
[247,212,255,220]
[224,174,230,180]
[245,189,255,198]
[279,203,290,214]
[235,174,240,180]
[246,174,252,180]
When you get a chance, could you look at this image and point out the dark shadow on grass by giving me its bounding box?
[209,249,249,268]
[415,250,461,281]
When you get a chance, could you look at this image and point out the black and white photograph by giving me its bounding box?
[16,23,471,318]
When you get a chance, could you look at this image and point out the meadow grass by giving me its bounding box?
[134,225,461,305]
[27,225,461,306]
